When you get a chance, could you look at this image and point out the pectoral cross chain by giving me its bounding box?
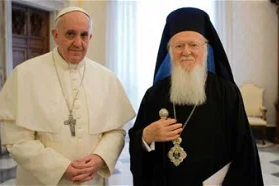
[64,112,76,136]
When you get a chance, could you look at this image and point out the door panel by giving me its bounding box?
[12,3,49,68]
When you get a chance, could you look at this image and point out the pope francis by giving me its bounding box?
[0,6,135,186]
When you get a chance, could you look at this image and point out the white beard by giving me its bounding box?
[170,56,207,106]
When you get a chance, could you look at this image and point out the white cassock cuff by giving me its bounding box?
[142,138,155,152]
[93,129,125,178]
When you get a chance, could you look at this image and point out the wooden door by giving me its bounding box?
[12,3,50,68]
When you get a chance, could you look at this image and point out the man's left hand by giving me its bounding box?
[71,154,105,183]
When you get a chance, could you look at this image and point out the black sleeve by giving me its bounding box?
[128,90,158,186]
[222,86,264,186]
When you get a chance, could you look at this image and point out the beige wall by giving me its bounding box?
[231,0,277,126]
[68,0,107,66]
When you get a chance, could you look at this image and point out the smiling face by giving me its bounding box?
[169,31,207,72]
[51,11,92,63]
[169,31,208,106]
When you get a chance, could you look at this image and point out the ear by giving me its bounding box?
[51,29,58,44]
[89,33,93,40]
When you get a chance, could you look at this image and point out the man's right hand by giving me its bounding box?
[63,163,93,183]
[142,118,182,144]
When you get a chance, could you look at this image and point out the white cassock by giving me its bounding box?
[0,47,136,186]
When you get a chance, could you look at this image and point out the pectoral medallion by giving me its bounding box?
[168,137,187,166]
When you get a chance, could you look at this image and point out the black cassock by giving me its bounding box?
[129,73,264,186]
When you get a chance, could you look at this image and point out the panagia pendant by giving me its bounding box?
[168,137,187,166]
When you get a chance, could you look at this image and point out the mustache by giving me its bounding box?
[180,57,194,61]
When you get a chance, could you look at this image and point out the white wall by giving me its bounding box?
[231,0,278,126]
[69,0,107,66]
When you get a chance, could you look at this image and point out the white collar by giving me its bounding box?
[52,47,85,70]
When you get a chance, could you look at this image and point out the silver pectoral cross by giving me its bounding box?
[64,112,76,136]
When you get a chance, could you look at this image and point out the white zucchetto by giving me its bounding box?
[55,6,90,22]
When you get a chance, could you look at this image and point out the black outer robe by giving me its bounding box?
[129,73,264,186]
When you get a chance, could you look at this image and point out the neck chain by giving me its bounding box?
[52,52,86,136]
[168,103,197,166]
[173,103,197,132]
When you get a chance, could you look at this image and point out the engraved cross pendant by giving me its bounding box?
[64,113,76,136]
